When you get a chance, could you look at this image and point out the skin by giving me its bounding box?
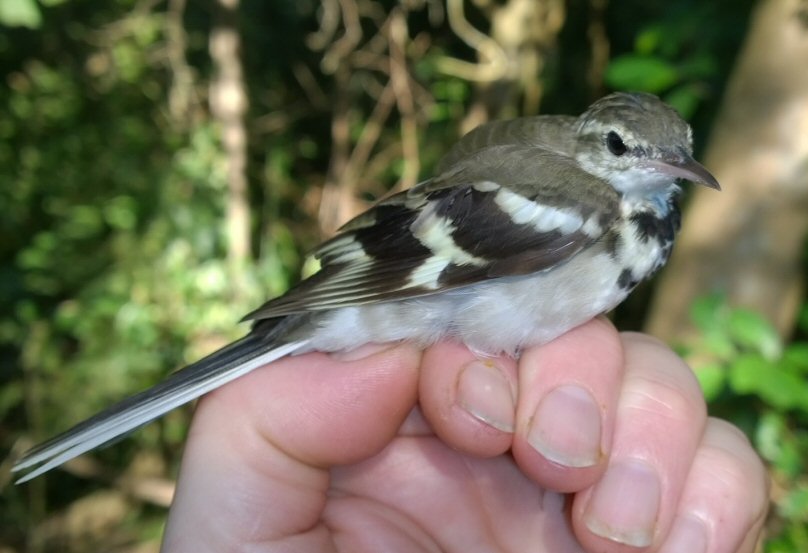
[162,318,769,553]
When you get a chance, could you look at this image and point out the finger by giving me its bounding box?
[511,317,625,493]
[418,340,518,457]
[162,343,421,552]
[328,435,587,553]
[656,418,769,553]
[572,332,708,552]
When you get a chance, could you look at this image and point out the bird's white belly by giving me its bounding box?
[308,244,630,357]
[446,246,628,354]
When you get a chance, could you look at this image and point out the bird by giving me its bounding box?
[13,91,720,483]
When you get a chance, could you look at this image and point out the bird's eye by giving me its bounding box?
[606,131,627,156]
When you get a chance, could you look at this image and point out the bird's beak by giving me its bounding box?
[643,152,721,190]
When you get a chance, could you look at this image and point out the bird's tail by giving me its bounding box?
[13,333,309,483]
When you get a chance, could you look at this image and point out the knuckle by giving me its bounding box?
[698,427,770,523]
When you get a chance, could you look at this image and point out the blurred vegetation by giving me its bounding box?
[687,297,808,553]
[0,0,804,551]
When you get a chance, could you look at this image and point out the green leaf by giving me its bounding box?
[783,344,808,375]
[730,355,808,411]
[780,485,808,521]
[0,380,23,419]
[728,308,782,359]
[755,412,803,475]
[664,85,703,120]
[635,26,663,56]
[605,55,679,93]
[727,354,770,395]
[694,363,725,401]
[103,195,138,230]
[798,303,808,334]
[701,327,736,360]
[677,54,718,80]
[690,294,726,331]
[0,0,42,29]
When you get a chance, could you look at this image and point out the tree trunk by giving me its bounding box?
[210,0,250,272]
[646,0,808,342]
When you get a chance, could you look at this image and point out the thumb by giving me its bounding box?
[163,343,421,551]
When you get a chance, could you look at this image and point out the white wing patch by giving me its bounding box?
[405,202,489,290]
[411,205,487,267]
[406,255,452,290]
[472,180,501,192]
[316,234,371,264]
[494,188,584,235]
[582,215,603,237]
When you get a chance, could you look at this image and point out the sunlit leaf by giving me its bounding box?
[605,55,679,93]
[783,344,808,375]
[730,355,808,411]
[728,308,782,359]
[780,485,808,521]
[694,363,725,401]
[701,327,736,359]
[728,354,770,394]
[0,0,42,28]
[690,294,726,330]
[103,195,138,230]
[756,411,786,464]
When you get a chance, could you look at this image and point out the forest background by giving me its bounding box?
[0,0,807,551]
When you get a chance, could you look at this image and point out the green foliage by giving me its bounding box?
[687,296,808,552]
[606,56,680,93]
[0,0,42,29]
[0,0,787,550]
[0,2,309,547]
[604,0,748,118]
[430,78,472,122]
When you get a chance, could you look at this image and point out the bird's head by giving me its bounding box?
[574,92,720,200]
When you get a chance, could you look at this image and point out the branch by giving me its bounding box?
[389,9,420,191]
[435,0,510,82]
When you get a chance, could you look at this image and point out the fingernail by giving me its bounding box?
[659,515,709,553]
[528,385,602,468]
[457,361,515,432]
[584,459,661,547]
[329,342,396,361]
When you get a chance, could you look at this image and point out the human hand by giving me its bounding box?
[162,318,768,552]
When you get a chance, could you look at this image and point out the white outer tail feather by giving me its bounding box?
[14,339,309,483]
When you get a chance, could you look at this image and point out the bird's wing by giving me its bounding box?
[244,144,620,320]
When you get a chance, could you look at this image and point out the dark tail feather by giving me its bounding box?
[13,334,309,483]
